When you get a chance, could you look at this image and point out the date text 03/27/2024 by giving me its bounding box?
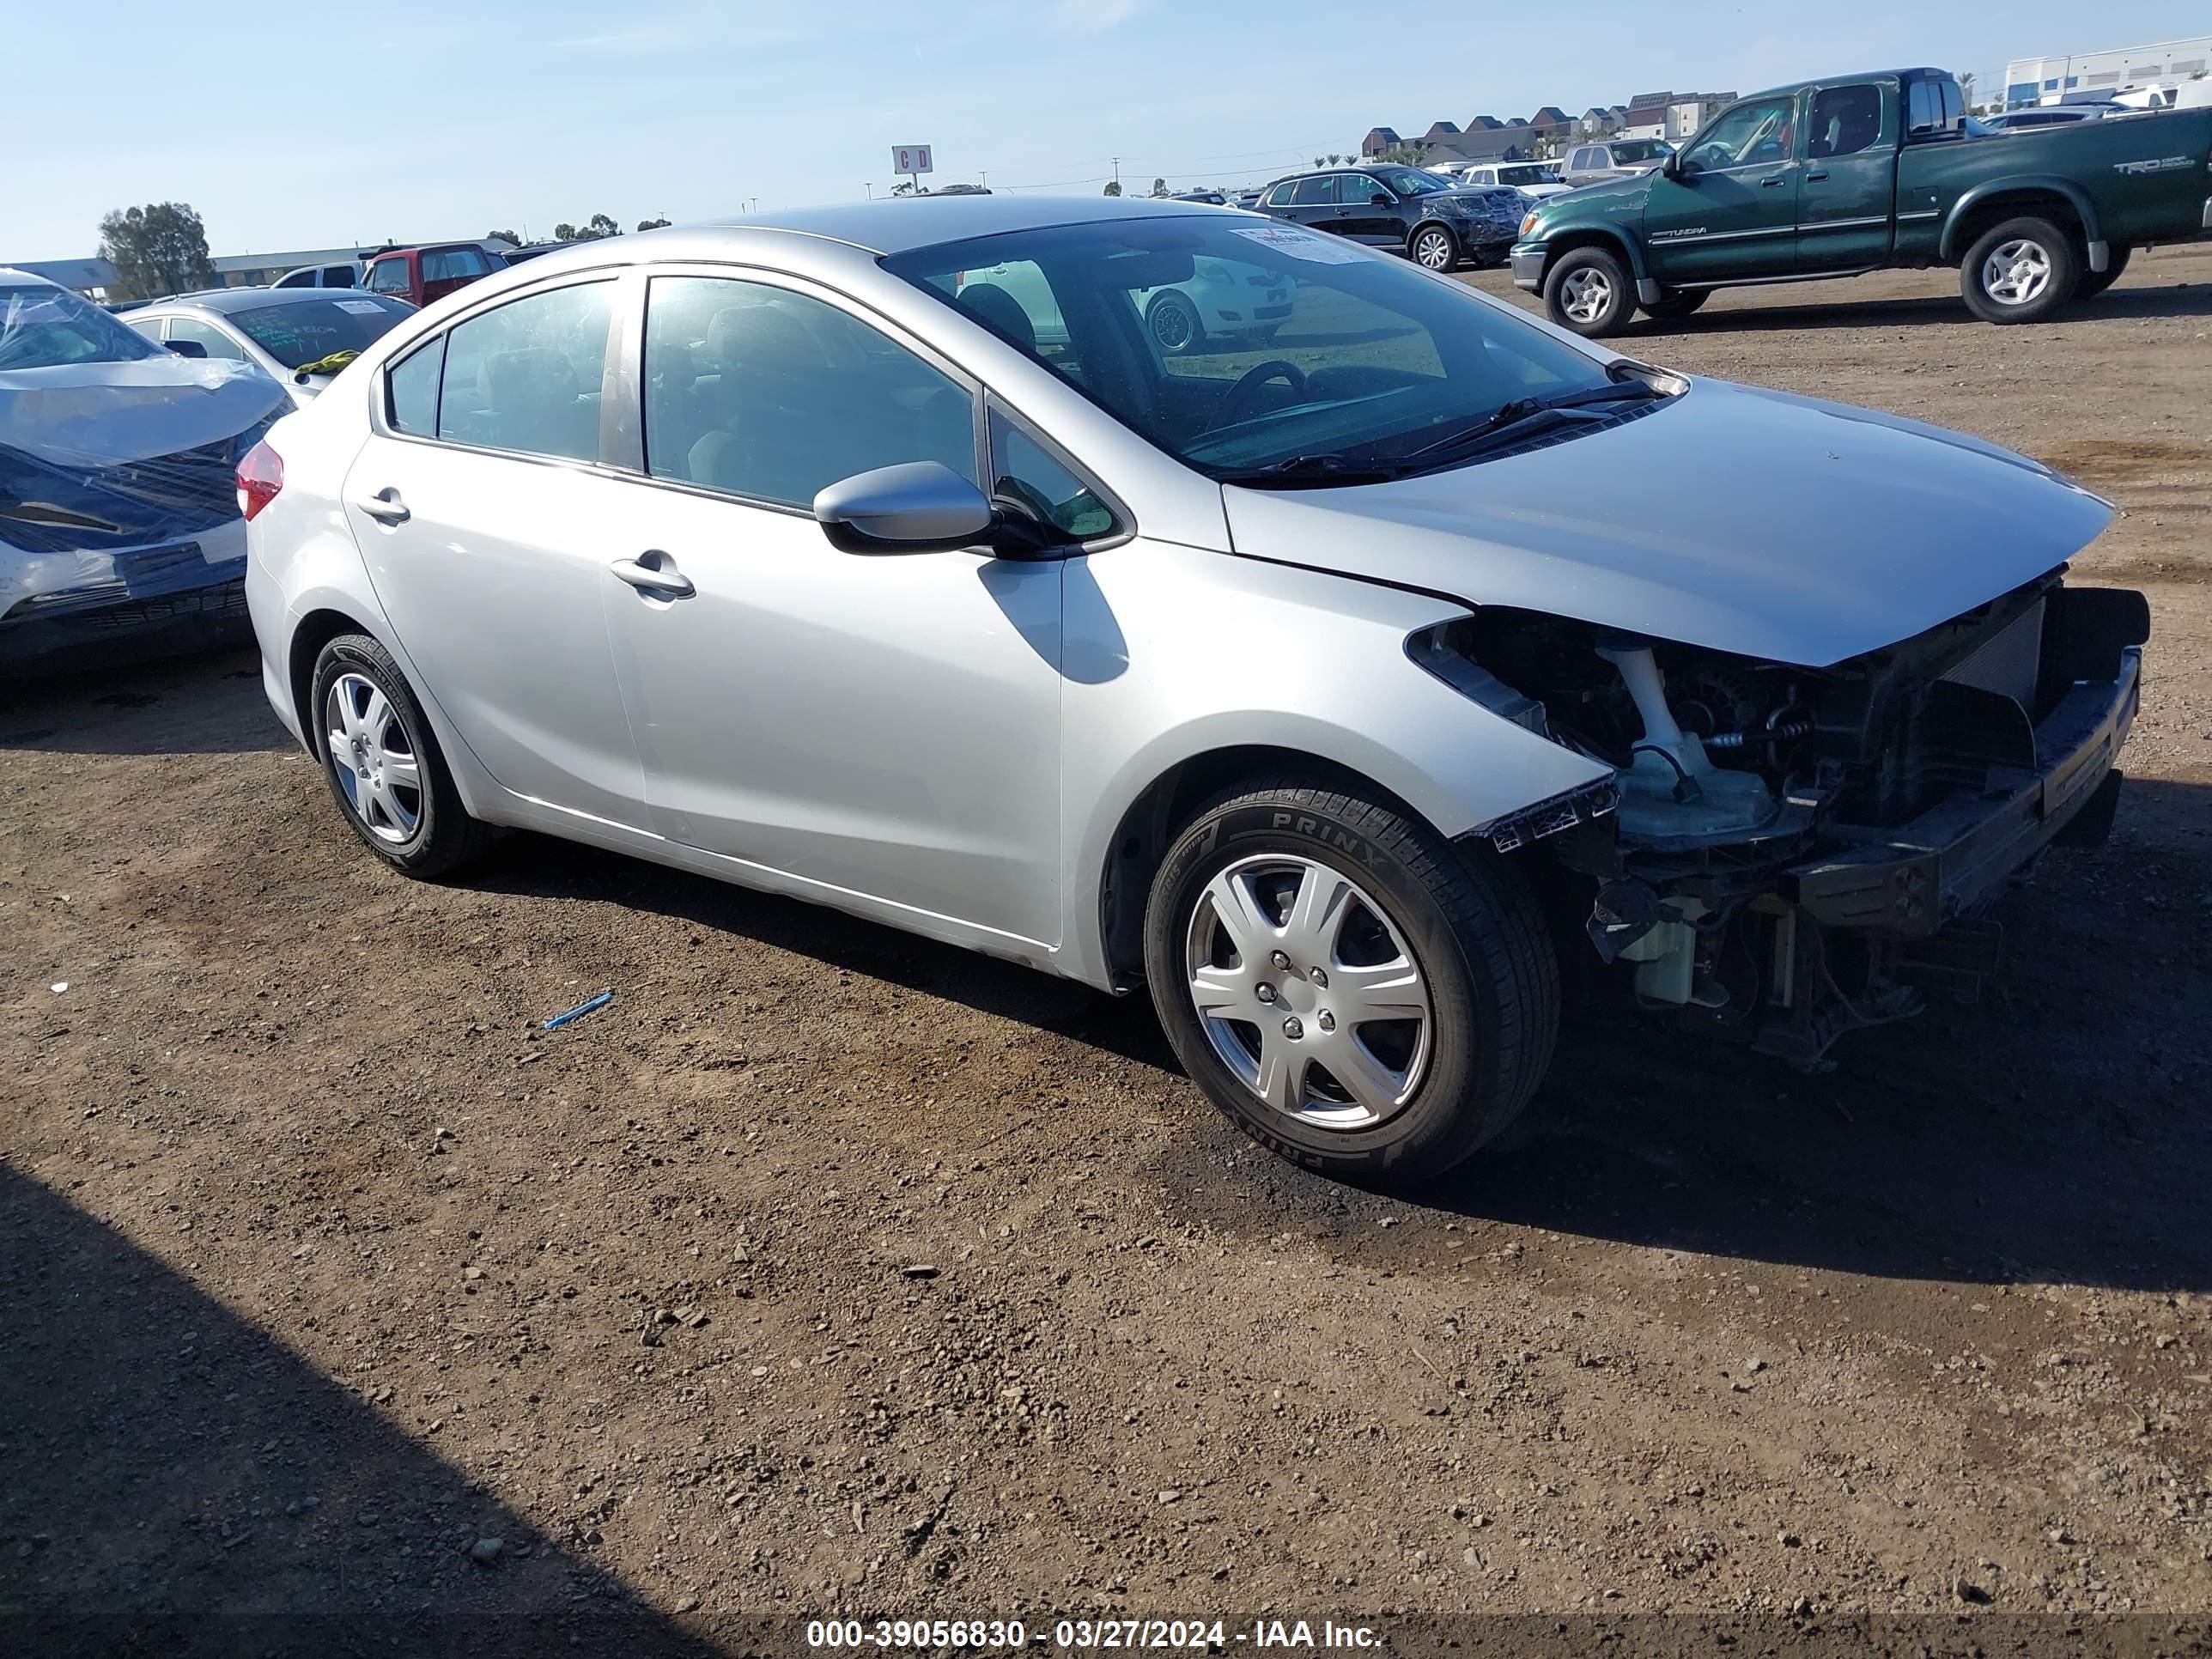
[805,1618,1381,1650]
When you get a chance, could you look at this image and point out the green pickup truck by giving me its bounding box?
[1510,67,2212,335]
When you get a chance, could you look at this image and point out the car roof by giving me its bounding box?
[0,267,62,290]
[686,193,1225,258]
[147,287,407,315]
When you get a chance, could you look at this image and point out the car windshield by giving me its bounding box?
[0,281,163,371]
[1608,139,1673,162]
[227,295,414,369]
[887,216,1622,480]
[1374,167,1448,196]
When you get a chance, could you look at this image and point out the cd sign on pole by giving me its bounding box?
[891,145,934,176]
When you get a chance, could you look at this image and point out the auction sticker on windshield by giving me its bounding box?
[335,300,386,314]
[1229,226,1365,264]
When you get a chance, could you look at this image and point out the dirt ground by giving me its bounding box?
[4,248,2211,1658]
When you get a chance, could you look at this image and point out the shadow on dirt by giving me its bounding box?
[1639,279,2212,337]
[0,1163,726,1658]
[0,645,284,757]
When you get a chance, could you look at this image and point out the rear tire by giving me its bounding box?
[1542,245,1634,337]
[1960,216,2080,324]
[1641,288,1710,321]
[2075,242,2131,300]
[1142,780,1558,1183]
[310,634,489,878]
[1145,290,1205,356]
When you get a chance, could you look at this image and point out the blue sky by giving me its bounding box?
[11,0,2207,259]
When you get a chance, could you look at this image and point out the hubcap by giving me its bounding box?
[1415,230,1452,269]
[1183,854,1433,1130]
[324,672,422,844]
[1150,298,1196,350]
[1560,267,1613,324]
[1983,238,2051,307]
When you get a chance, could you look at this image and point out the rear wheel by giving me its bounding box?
[311,634,489,878]
[1542,245,1634,337]
[1145,290,1205,356]
[1409,224,1460,273]
[1142,780,1558,1182]
[1960,216,2080,324]
[2075,242,2131,300]
[1641,288,1710,321]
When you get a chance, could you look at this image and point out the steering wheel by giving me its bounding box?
[1205,359,1307,431]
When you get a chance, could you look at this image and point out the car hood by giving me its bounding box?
[1220,378,2114,667]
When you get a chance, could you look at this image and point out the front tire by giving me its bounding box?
[1542,245,1634,337]
[1960,216,2080,324]
[1142,781,1558,1182]
[1409,223,1459,273]
[311,633,489,878]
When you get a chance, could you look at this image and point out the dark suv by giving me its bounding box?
[1255,166,1524,270]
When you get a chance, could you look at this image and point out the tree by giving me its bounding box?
[484,228,519,246]
[587,213,620,240]
[1103,180,1121,197]
[552,215,622,242]
[1150,177,1168,197]
[97,202,215,301]
[635,216,672,232]
[1373,140,1433,167]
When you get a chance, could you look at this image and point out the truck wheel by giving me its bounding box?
[2075,243,2131,300]
[1542,246,1633,337]
[1142,779,1559,1184]
[1960,216,2080,324]
[1641,289,1710,321]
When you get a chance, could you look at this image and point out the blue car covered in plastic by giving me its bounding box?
[1,269,289,671]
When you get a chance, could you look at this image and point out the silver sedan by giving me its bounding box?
[237,196,2140,1182]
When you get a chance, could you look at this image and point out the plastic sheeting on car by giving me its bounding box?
[1,286,290,640]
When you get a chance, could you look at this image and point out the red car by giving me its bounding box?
[362,243,502,310]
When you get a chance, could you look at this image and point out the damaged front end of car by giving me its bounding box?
[1412,570,2148,1067]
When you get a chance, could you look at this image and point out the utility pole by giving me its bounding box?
[979,170,988,188]
[1110,156,1121,190]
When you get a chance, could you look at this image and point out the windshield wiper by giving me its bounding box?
[1395,379,1668,467]
[1216,453,1407,489]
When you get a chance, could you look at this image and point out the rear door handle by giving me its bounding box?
[610,551,695,598]
[351,487,409,525]
[1760,177,1787,187]
[1804,171,1830,183]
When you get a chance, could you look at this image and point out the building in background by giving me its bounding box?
[5,238,518,299]
[2002,35,2212,106]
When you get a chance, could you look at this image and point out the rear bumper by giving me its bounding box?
[1783,648,2141,935]
[1510,246,1547,290]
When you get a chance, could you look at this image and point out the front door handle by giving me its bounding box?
[1804,170,1831,183]
[610,551,695,598]
[351,487,409,525]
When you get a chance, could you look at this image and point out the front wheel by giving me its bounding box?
[1409,224,1459,272]
[1541,246,1634,337]
[1960,216,2080,324]
[1142,781,1558,1182]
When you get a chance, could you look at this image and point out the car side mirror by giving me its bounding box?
[1370,191,1393,208]
[1661,152,1686,180]
[165,338,207,358]
[813,461,997,555]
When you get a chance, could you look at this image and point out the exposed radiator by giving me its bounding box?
[1942,599,2045,707]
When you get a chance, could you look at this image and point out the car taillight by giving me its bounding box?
[236,439,283,522]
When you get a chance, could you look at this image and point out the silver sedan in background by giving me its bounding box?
[237,197,2142,1182]
[124,288,416,407]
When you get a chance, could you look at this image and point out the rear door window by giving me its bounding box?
[387,337,443,434]
[1290,175,1340,205]
[1807,84,1883,156]
[434,281,612,462]
[639,275,977,509]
